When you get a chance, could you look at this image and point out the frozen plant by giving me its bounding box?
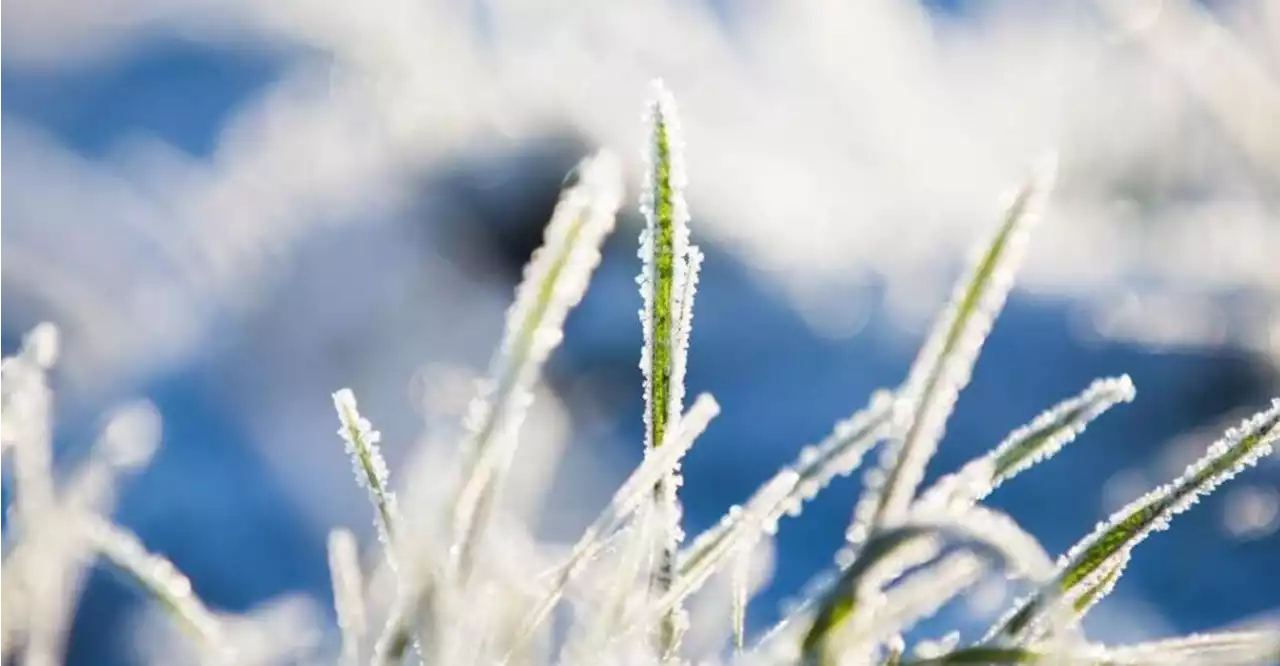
[322,79,1280,666]
[2,81,1278,666]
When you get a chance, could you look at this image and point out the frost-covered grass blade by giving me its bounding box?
[919,376,1135,510]
[679,391,895,585]
[991,399,1280,642]
[851,157,1058,543]
[333,389,401,566]
[825,551,987,664]
[85,516,227,659]
[804,506,1055,665]
[11,83,1280,666]
[899,628,1280,665]
[449,149,624,581]
[328,529,366,666]
[638,78,702,657]
[374,150,623,664]
[1104,629,1280,666]
[506,394,720,662]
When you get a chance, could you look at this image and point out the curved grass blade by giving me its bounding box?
[850,157,1058,544]
[919,376,1135,510]
[990,399,1280,642]
[826,551,988,665]
[804,506,1055,664]
[11,400,161,666]
[84,516,228,661]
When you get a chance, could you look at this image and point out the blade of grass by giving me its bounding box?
[1105,629,1280,666]
[903,628,1280,665]
[638,78,701,659]
[919,376,1135,510]
[376,151,623,664]
[503,394,720,663]
[825,551,988,666]
[84,516,228,661]
[679,391,895,584]
[449,149,623,581]
[804,506,1055,664]
[2,323,60,528]
[328,529,366,666]
[1068,551,1128,622]
[332,389,401,569]
[990,399,1280,642]
[849,156,1058,545]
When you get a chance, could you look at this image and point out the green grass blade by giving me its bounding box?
[831,551,988,666]
[334,387,421,663]
[84,516,227,660]
[849,158,1058,544]
[919,376,1135,510]
[991,399,1280,641]
[1068,550,1128,622]
[639,78,701,658]
[449,149,623,578]
[902,628,1280,665]
[678,390,895,591]
[376,151,622,664]
[804,506,1054,664]
[901,646,1041,665]
[803,525,940,662]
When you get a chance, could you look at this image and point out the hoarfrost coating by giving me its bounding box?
[5,79,1280,666]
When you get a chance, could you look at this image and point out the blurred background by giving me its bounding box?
[3,0,1279,663]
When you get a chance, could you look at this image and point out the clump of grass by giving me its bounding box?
[1,81,1277,666]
